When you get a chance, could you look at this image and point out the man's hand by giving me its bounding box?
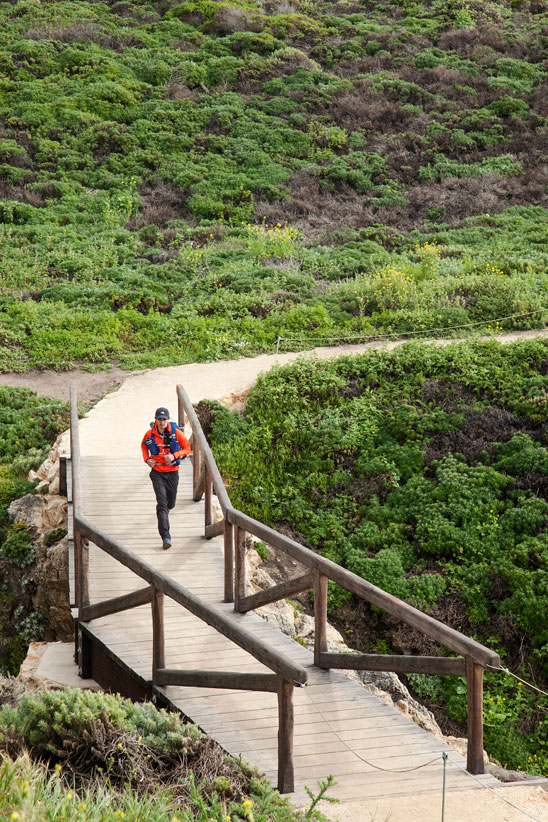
[165,453,175,464]
[146,457,155,467]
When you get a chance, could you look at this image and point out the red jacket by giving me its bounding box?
[141,422,191,473]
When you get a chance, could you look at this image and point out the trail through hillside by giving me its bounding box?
[9,327,548,820]
[2,327,548,408]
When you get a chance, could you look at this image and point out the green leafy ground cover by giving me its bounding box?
[0,388,68,674]
[0,683,328,822]
[203,338,548,775]
[1,0,548,369]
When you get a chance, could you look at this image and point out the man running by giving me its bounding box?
[141,407,191,549]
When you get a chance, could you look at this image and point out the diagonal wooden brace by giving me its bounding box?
[237,571,315,613]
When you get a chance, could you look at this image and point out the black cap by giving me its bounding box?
[154,407,170,420]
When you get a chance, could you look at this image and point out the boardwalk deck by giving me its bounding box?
[78,454,499,805]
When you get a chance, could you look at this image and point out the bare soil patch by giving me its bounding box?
[0,367,129,408]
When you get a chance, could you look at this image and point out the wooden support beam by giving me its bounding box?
[234,526,246,612]
[224,521,234,603]
[151,588,165,682]
[155,669,278,691]
[205,520,224,539]
[193,464,205,502]
[77,626,92,680]
[277,678,294,794]
[75,530,90,611]
[314,572,328,667]
[238,572,315,613]
[466,655,485,774]
[81,534,90,609]
[80,586,153,622]
[59,456,68,497]
[178,393,184,430]
[204,465,212,529]
[74,528,81,610]
[192,438,201,498]
[318,652,466,676]
[177,384,232,515]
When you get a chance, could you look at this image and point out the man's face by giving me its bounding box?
[156,417,169,433]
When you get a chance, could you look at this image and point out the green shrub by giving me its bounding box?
[0,688,201,757]
[43,528,67,548]
[0,524,35,569]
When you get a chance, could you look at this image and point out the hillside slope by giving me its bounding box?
[1,0,548,370]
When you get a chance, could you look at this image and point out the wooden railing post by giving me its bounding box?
[74,528,81,609]
[224,521,234,603]
[466,655,484,774]
[151,587,165,683]
[234,526,246,611]
[204,465,212,530]
[59,456,68,497]
[178,393,184,430]
[277,677,294,794]
[75,530,90,611]
[192,441,201,500]
[314,571,328,667]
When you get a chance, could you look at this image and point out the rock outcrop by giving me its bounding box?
[3,433,73,652]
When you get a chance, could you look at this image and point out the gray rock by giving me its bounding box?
[8,494,46,534]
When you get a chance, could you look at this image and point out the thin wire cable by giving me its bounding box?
[449,758,544,822]
[306,682,544,820]
[275,307,547,349]
[486,665,548,699]
[304,687,442,773]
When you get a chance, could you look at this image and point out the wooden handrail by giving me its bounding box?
[176,384,232,514]
[227,510,500,670]
[69,386,83,516]
[75,513,307,686]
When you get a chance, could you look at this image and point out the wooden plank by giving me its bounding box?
[238,572,314,613]
[319,652,466,676]
[80,586,153,622]
[156,669,278,691]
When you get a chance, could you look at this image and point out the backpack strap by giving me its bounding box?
[168,422,181,465]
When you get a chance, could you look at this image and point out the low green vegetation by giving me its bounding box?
[203,338,548,775]
[1,0,548,370]
[0,682,326,822]
[0,387,68,674]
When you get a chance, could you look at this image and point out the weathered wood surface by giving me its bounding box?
[77,455,499,805]
[228,510,500,668]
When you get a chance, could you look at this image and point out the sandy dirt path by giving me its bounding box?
[319,783,548,821]
[1,327,547,409]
